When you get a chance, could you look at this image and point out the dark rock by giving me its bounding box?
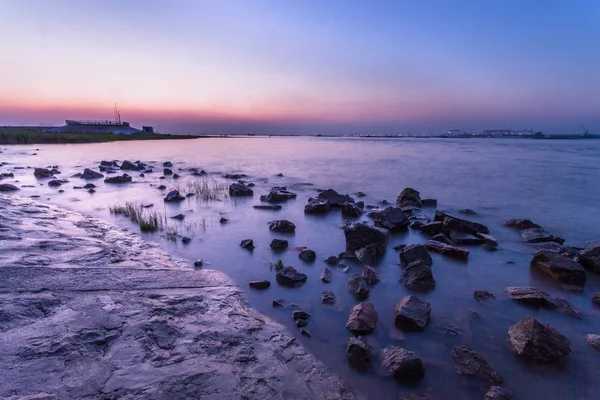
[459,208,477,215]
[192,170,207,176]
[371,206,409,231]
[0,172,14,178]
[341,202,362,217]
[157,184,166,190]
[48,179,63,187]
[229,183,253,196]
[299,249,316,262]
[449,231,484,245]
[269,219,296,233]
[508,317,571,362]
[181,236,191,244]
[394,295,431,330]
[425,240,469,260]
[531,250,586,285]
[270,239,289,251]
[356,201,364,209]
[347,274,370,300]
[0,183,19,192]
[324,255,340,265]
[193,259,203,267]
[88,188,96,193]
[579,243,600,272]
[275,173,284,177]
[521,227,564,244]
[421,198,437,207]
[172,173,180,179]
[272,299,284,307]
[83,183,96,189]
[262,187,297,203]
[476,233,499,249]
[296,319,308,328]
[163,161,173,167]
[506,286,582,319]
[400,244,433,267]
[410,220,425,229]
[81,168,103,179]
[34,167,52,178]
[381,199,390,205]
[485,386,516,400]
[253,204,282,210]
[321,290,336,304]
[171,214,185,221]
[593,293,600,305]
[504,218,541,230]
[276,267,307,287]
[292,310,310,320]
[420,221,444,236]
[317,189,355,207]
[452,345,502,383]
[249,280,271,290]
[431,233,453,244]
[121,160,144,170]
[396,187,423,208]
[321,268,332,283]
[219,217,228,223]
[300,329,311,337]
[355,191,366,197]
[304,198,330,213]
[347,337,371,371]
[362,265,380,285]
[346,302,378,334]
[344,223,388,264]
[474,290,495,301]
[400,262,435,291]
[104,174,132,184]
[380,346,425,380]
[240,239,255,250]
[164,190,185,202]
[435,211,490,234]
[585,334,600,351]
[224,173,247,179]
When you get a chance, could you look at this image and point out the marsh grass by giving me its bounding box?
[269,259,285,271]
[109,202,166,232]
[181,177,228,201]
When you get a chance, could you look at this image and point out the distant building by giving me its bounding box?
[142,126,154,133]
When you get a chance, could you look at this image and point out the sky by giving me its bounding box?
[0,0,598,135]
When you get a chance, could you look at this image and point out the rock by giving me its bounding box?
[83,183,96,189]
[272,299,284,307]
[0,172,14,178]
[341,202,362,217]
[362,265,380,285]
[88,188,96,194]
[317,189,355,207]
[321,290,336,304]
[321,268,332,283]
[448,231,484,245]
[253,205,282,210]
[347,337,371,371]
[240,239,255,250]
[120,160,143,170]
[344,223,389,264]
[300,328,311,337]
[347,274,370,300]
[410,220,424,229]
[296,319,308,328]
[0,183,19,192]
[431,233,453,244]
[164,190,185,202]
[34,167,52,178]
[269,219,296,233]
[371,206,409,231]
[400,262,435,291]
[585,334,600,351]
[181,237,191,244]
[172,173,180,179]
[229,183,253,196]
[505,286,553,307]
[157,184,166,190]
[452,345,502,383]
[219,217,228,223]
[419,221,444,236]
[593,293,600,305]
[396,188,423,208]
[163,161,173,167]
[299,249,316,262]
[346,302,378,334]
[192,170,207,176]
[355,191,366,197]
[248,280,271,290]
[579,243,600,272]
[531,250,586,285]
[459,208,477,215]
[485,386,516,400]
[81,168,103,179]
[292,310,310,320]
[425,240,469,260]
[394,295,431,330]
[521,227,565,244]
[224,173,247,179]
[104,174,132,184]
[304,198,330,213]
[474,290,495,301]
[324,256,340,265]
[476,233,499,249]
[47,179,63,187]
[171,214,185,221]
[193,259,203,267]
[261,187,297,203]
[435,211,490,234]
[508,317,571,362]
[270,239,289,251]
[380,346,425,380]
[504,218,540,230]
[276,267,307,287]
[400,244,433,267]
[421,198,437,207]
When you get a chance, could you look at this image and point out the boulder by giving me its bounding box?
[104,174,132,184]
[421,198,437,207]
[299,249,316,262]
[344,223,389,263]
[347,274,370,300]
[83,183,96,189]
[347,337,371,371]
[425,240,470,260]
[521,227,564,244]
[380,346,425,380]
[276,266,307,287]
[81,168,103,179]
[249,280,271,290]
[304,198,330,214]
[396,188,423,208]
[229,183,253,196]
[448,231,484,245]
[48,179,63,187]
[324,255,340,265]
[120,160,143,170]
[269,219,296,233]
[270,239,288,251]
[171,214,185,221]
[292,310,310,320]
[321,290,336,305]
[593,293,600,305]
[219,217,229,224]
[508,317,571,362]
[34,167,52,178]
[317,189,355,207]
[459,208,477,215]
[321,268,332,283]
[400,262,435,291]
[346,302,378,334]
[164,190,185,202]
[172,173,180,179]
[504,218,540,230]
[400,244,433,267]
[531,250,586,285]
[371,207,409,231]
[224,173,247,179]
[0,183,19,192]
[435,211,490,234]
[240,239,255,250]
[476,233,499,249]
[578,243,600,273]
[362,265,380,285]
[485,386,516,400]
[261,187,297,203]
[253,204,282,210]
[163,161,173,167]
[394,295,431,330]
[452,345,502,383]
[341,202,362,217]
[419,221,444,236]
[474,290,495,301]
[506,286,582,319]
[585,334,600,351]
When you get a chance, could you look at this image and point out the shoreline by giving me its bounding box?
[0,194,359,400]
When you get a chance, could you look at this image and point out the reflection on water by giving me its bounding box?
[2,137,600,399]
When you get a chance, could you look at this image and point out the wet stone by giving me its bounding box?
[321,268,332,283]
[394,295,431,331]
[269,219,296,233]
[276,267,307,287]
[400,244,433,267]
[400,262,435,291]
[361,265,380,285]
[508,317,571,362]
[299,249,316,262]
[240,239,255,250]
[347,337,371,371]
[347,274,370,300]
[474,290,495,301]
[346,302,378,334]
[530,250,586,286]
[270,239,289,251]
[321,290,336,305]
[452,345,502,384]
[249,280,271,290]
[485,386,516,400]
[380,346,425,381]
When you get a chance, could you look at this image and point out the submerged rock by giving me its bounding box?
[380,346,425,380]
[485,386,516,400]
[240,239,255,250]
[81,168,103,179]
[346,302,378,334]
[261,187,297,203]
[585,334,600,351]
[371,206,409,231]
[104,174,132,184]
[341,202,362,217]
[249,280,271,290]
[347,337,371,371]
[299,249,316,262]
[0,183,19,192]
[304,198,330,214]
[394,295,431,330]
[396,188,423,208]
[419,221,444,236]
[34,167,52,178]
[47,179,64,187]
[508,317,571,362]
[164,190,185,202]
[474,290,495,301]
[270,239,289,251]
[321,268,332,283]
[347,274,370,300]
[400,244,433,267]
[229,183,253,196]
[317,189,355,207]
[321,290,336,305]
[324,255,340,265]
[506,286,582,319]
[453,345,502,383]
[361,265,380,285]
[276,267,307,287]
[253,204,282,210]
[400,262,435,291]
[269,219,296,233]
[530,250,586,285]
[521,227,565,244]
[579,243,600,272]
[435,211,490,235]
[425,240,470,260]
[344,223,389,264]
[120,160,144,170]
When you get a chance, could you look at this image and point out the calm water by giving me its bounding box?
[2,137,600,399]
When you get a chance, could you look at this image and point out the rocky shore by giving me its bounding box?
[0,195,359,400]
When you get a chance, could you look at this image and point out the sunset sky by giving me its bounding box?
[0,0,598,134]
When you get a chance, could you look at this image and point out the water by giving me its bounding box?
[2,137,600,399]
